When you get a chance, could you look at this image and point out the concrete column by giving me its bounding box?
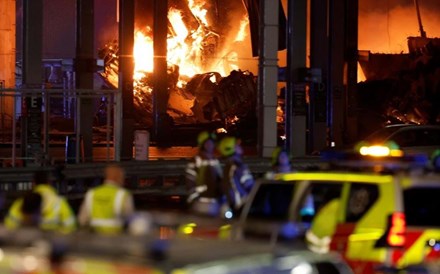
[0,0,15,129]
[344,0,358,144]
[328,0,345,148]
[76,0,95,162]
[286,0,307,157]
[309,0,328,153]
[22,0,43,163]
[118,0,134,161]
[257,0,279,157]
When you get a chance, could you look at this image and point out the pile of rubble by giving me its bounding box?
[98,41,257,130]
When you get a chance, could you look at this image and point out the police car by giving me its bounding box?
[233,144,440,273]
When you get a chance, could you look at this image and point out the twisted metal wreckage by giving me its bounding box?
[97,0,258,131]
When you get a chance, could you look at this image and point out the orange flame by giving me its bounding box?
[131,2,252,87]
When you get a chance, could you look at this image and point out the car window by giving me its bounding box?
[345,183,379,223]
[389,128,440,147]
[309,183,343,213]
[247,183,295,220]
[298,182,343,222]
[391,130,417,147]
[404,187,440,227]
[364,126,402,143]
[414,129,440,146]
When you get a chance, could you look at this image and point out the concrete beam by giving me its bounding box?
[258,0,280,157]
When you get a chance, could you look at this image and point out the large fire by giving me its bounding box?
[99,1,258,128]
[130,2,250,86]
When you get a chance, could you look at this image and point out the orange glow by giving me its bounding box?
[359,6,440,53]
[235,16,250,42]
[133,29,154,75]
[357,62,366,83]
[130,1,252,87]
[188,0,209,25]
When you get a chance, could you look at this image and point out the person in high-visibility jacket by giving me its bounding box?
[305,198,340,254]
[185,131,224,216]
[218,136,254,215]
[4,170,77,233]
[78,163,135,234]
[265,147,292,179]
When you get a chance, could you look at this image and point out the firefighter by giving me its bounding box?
[77,163,135,234]
[185,131,224,216]
[265,147,292,179]
[305,198,340,254]
[218,136,255,215]
[4,170,77,233]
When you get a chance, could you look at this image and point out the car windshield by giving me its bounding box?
[364,126,403,143]
[404,187,440,227]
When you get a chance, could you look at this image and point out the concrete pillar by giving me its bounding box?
[0,0,15,129]
[22,0,43,163]
[119,0,135,161]
[328,0,348,148]
[286,0,307,157]
[257,0,279,157]
[309,0,328,153]
[344,0,358,144]
[76,0,95,162]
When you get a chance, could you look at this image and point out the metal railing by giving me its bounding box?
[0,88,119,166]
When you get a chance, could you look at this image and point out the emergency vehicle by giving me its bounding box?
[235,143,440,273]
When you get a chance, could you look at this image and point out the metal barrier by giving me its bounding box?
[0,157,323,194]
[0,88,119,166]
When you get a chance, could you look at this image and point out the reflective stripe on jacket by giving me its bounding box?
[35,184,76,233]
[306,198,340,254]
[84,184,129,234]
[4,184,76,233]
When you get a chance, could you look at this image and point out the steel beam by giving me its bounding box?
[153,0,170,145]
[75,0,95,163]
[118,0,135,161]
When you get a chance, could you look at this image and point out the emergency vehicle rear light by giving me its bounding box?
[359,145,403,157]
[387,212,406,247]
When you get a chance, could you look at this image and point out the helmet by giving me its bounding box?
[197,131,216,147]
[218,136,236,157]
[271,147,289,166]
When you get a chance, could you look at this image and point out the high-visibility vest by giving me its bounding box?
[306,198,340,254]
[4,185,76,234]
[84,184,130,234]
[35,184,76,233]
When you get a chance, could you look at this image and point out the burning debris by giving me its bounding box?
[357,37,440,137]
[99,39,257,128]
[97,1,257,130]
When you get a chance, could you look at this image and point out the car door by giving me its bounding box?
[390,127,440,157]
[331,182,395,274]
